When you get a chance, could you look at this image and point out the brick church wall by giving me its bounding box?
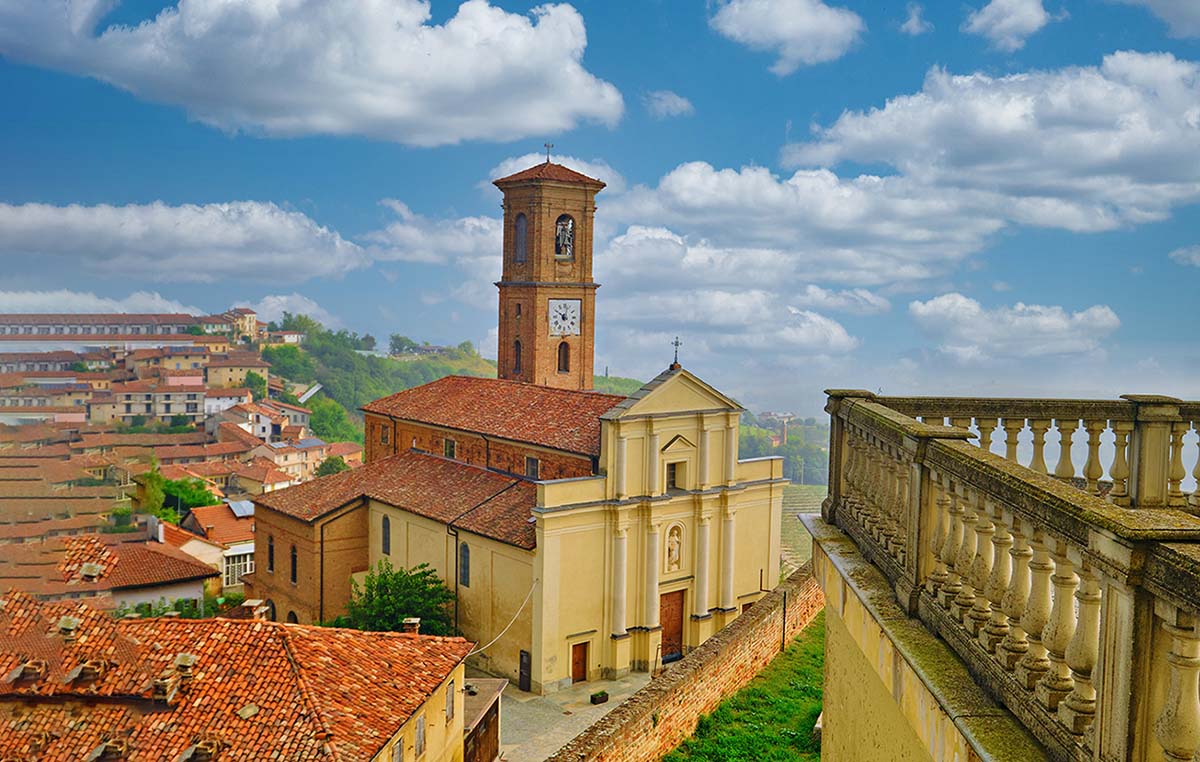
[546,565,825,762]
[364,413,593,480]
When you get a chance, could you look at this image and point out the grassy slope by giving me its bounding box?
[664,611,825,762]
[591,374,645,396]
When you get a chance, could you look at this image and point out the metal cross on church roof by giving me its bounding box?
[544,142,554,162]
[672,336,682,366]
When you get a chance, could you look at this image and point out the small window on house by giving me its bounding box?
[515,303,522,318]
[381,426,390,445]
[415,715,426,757]
[267,536,275,572]
[446,679,455,722]
[667,462,679,490]
[382,515,391,556]
[514,213,528,263]
[557,342,570,373]
[287,611,298,624]
[513,340,522,375]
[459,543,470,587]
[443,439,456,459]
[525,456,540,479]
[290,545,297,584]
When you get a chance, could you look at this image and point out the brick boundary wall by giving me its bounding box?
[547,564,825,762]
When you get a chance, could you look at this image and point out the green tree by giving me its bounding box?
[308,395,362,443]
[68,361,89,372]
[185,325,205,336]
[361,333,377,351]
[139,470,178,524]
[389,334,418,354]
[162,477,219,516]
[261,344,317,383]
[315,455,350,477]
[169,414,191,428]
[340,560,455,635]
[244,371,267,400]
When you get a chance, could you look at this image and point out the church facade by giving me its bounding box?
[245,160,784,693]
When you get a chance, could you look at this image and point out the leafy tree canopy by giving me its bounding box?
[389,334,418,354]
[244,371,267,400]
[315,455,350,477]
[338,560,456,636]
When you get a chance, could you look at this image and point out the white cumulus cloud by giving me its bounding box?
[908,293,1120,361]
[0,200,367,283]
[365,200,501,265]
[0,290,202,314]
[1169,245,1200,266]
[790,285,890,314]
[901,3,933,35]
[963,0,1058,51]
[1116,0,1200,37]
[250,293,343,328]
[643,90,695,119]
[0,0,622,146]
[709,0,865,75]
[785,52,1200,232]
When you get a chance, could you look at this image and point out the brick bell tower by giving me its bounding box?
[493,158,605,390]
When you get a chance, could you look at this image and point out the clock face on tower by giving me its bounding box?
[548,299,582,336]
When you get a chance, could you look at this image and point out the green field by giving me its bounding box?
[664,611,825,762]
[780,484,825,576]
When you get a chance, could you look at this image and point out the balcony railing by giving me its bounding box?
[823,390,1200,761]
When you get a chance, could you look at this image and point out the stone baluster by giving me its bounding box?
[1168,422,1188,508]
[1083,420,1106,496]
[938,478,964,609]
[925,474,950,594]
[1036,544,1078,712]
[998,518,1033,668]
[1016,533,1054,690]
[1191,423,1200,512]
[980,506,1013,651]
[1154,606,1200,762]
[1002,417,1024,463]
[1059,559,1101,736]
[976,417,999,455]
[952,487,980,623]
[891,456,910,564]
[1029,420,1051,475]
[1054,419,1079,482]
[967,500,996,636]
[1110,422,1133,507]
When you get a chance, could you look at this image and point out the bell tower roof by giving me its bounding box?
[492,161,606,189]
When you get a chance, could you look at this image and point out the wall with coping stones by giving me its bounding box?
[547,564,825,762]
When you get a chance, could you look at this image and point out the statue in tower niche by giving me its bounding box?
[667,526,682,571]
[555,215,574,259]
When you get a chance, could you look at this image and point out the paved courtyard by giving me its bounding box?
[466,668,651,761]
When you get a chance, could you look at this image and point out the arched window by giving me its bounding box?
[459,543,471,587]
[289,545,298,584]
[265,599,276,621]
[557,341,570,373]
[513,340,522,375]
[286,611,299,624]
[514,214,528,263]
[381,515,391,555]
[554,215,575,259]
[267,535,275,572]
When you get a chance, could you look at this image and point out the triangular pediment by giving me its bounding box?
[662,434,696,453]
[602,368,743,420]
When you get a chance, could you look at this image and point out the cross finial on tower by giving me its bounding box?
[544,142,554,163]
[671,336,682,369]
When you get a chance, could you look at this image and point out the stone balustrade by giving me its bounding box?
[824,390,1200,761]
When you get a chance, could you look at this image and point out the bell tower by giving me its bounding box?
[493,159,605,390]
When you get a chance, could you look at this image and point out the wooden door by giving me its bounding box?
[571,642,588,683]
[660,590,685,663]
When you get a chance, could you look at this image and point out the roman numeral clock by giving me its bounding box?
[548,299,581,336]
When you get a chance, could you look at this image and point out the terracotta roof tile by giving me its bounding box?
[493,160,606,188]
[186,503,255,546]
[256,451,538,548]
[362,376,623,456]
[0,592,471,761]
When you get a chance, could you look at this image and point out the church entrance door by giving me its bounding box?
[660,590,685,664]
[571,642,588,683]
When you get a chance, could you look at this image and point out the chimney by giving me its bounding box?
[401,617,420,634]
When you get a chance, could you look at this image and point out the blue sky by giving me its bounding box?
[1,0,1198,413]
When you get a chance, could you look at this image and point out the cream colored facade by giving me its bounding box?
[368,369,784,693]
[374,663,466,762]
[206,363,268,389]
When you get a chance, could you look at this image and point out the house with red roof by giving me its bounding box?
[247,161,786,696]
[0,591,478,761]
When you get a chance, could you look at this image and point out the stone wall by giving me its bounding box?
[547,565,824,762]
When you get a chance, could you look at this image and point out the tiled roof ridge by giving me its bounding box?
[278,626,340,756]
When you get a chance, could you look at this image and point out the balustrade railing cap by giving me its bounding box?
[824,389,876,400]
[1119,394,1183,405]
